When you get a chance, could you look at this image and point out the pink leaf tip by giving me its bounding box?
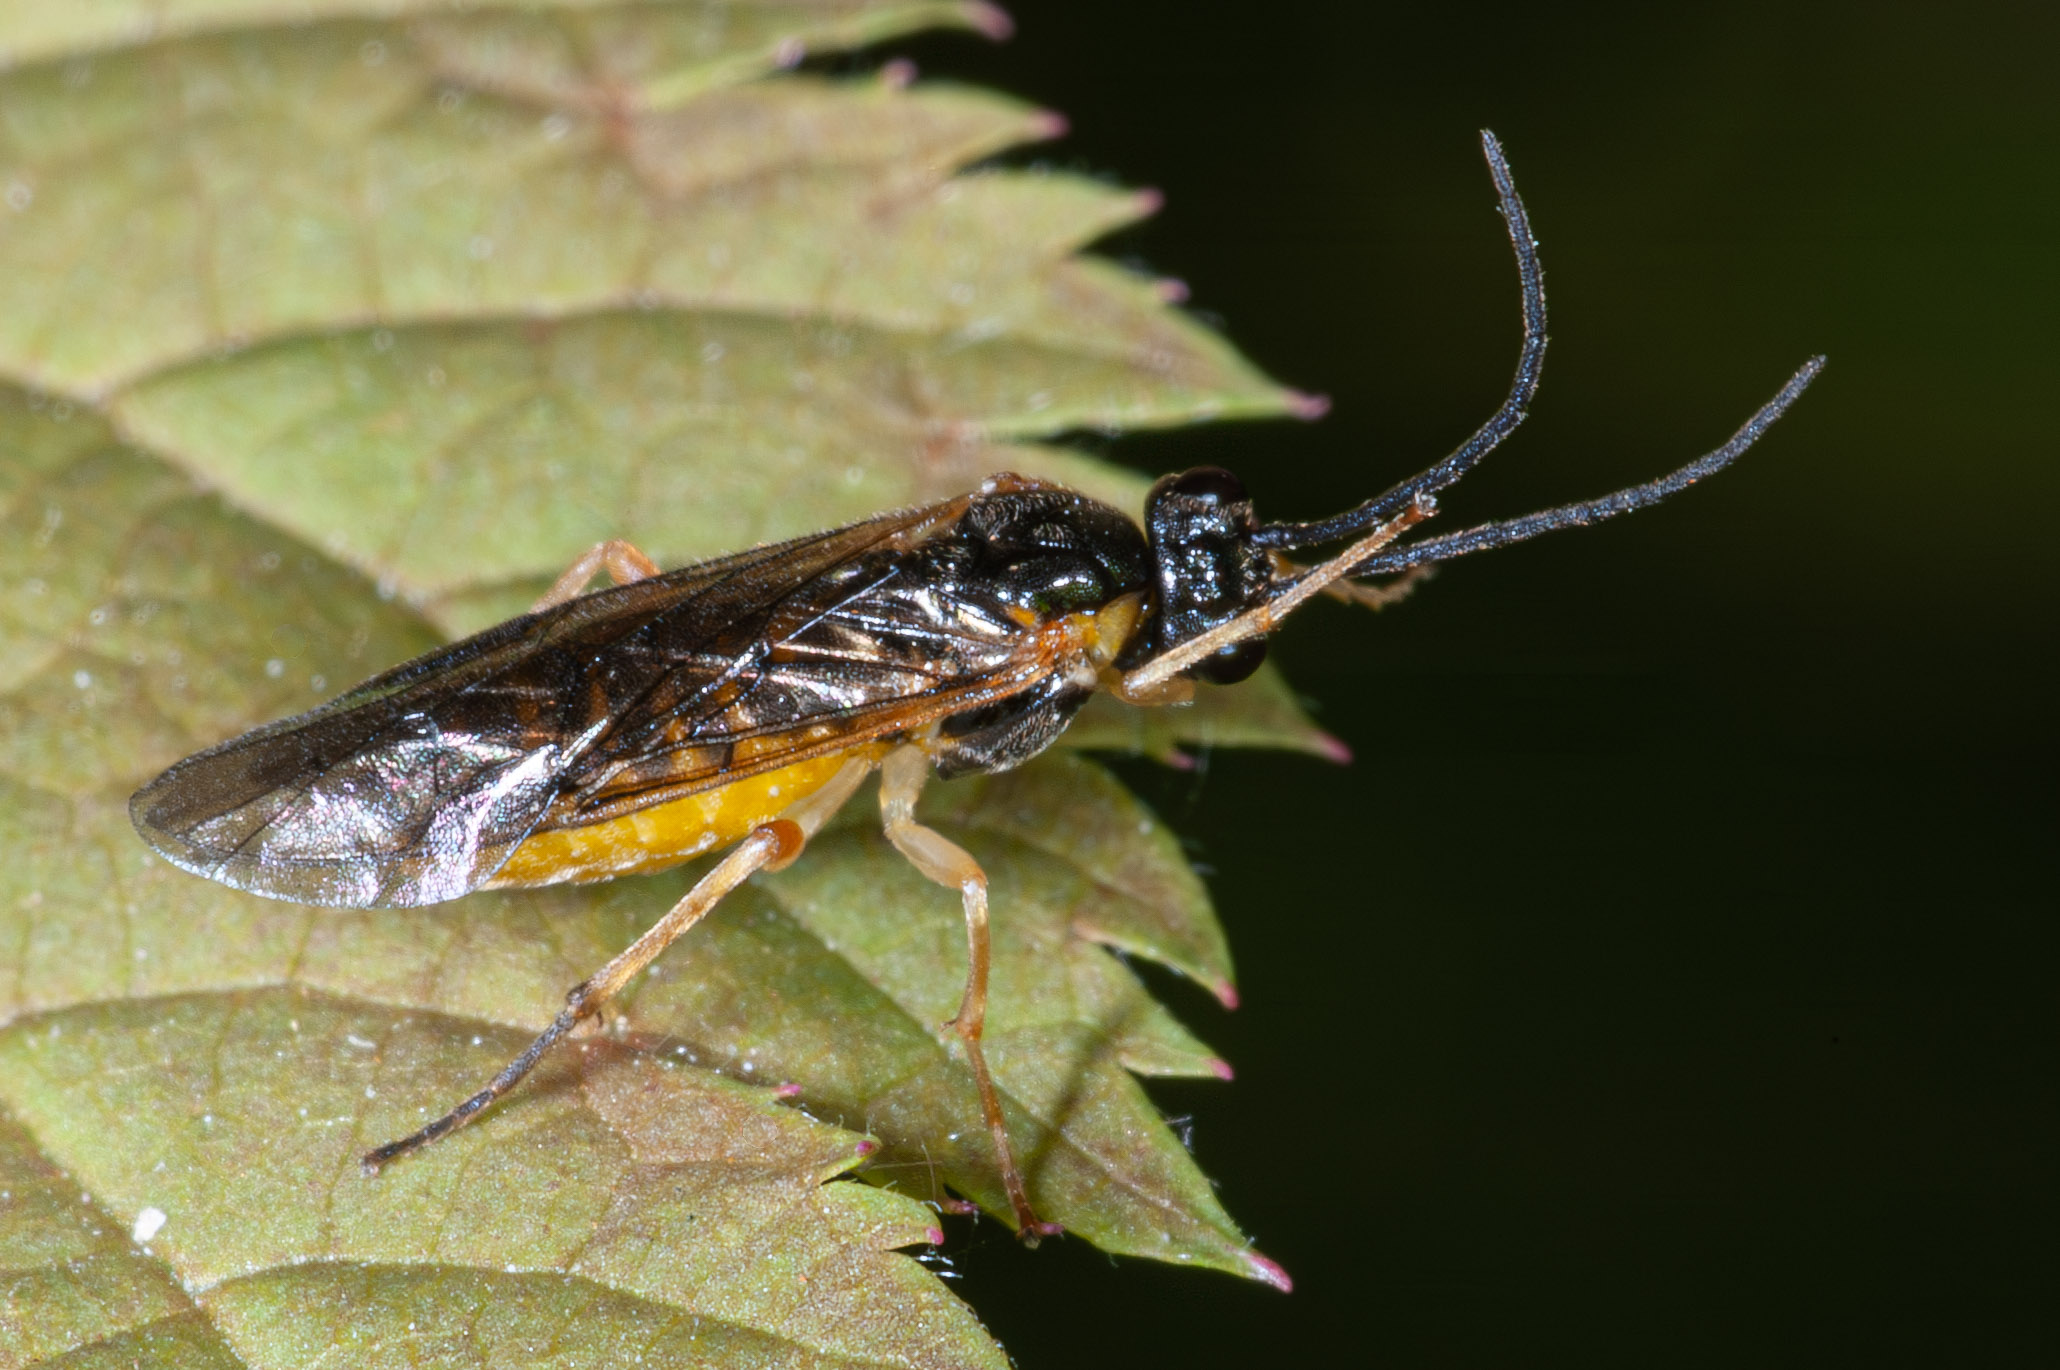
[1155,277,1190,303]
[1244,1251,1294,1292]
[854,1138,879,1156]
[926,1225,947,1246]
[966,3,1015,40]
[1213,980,1241,1011]
[879,59,917,90]
[1206,1056,1235,1081]
[1287,390,1332,419]
[1312,730,1353,765]
[773,1081,804,1099]
[1030,109,1069,140]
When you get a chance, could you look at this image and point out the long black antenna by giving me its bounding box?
[1252,129,1546,551]
[1347,355,1825,578]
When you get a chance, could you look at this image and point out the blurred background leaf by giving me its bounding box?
[0,2,1329,1364]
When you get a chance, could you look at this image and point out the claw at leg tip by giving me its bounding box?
[1017,1218,1064,1247]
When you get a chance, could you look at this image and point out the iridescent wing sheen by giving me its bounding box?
[129,495,1056,909]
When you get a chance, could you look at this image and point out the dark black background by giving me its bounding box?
[871,3,2058,1366]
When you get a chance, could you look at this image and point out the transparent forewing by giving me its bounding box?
[128,694,572,907]
[129,499,1046,908]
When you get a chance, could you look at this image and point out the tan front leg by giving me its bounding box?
[532,538,663,611]
[879,745,1060,1243]
[1310,562,1435,610]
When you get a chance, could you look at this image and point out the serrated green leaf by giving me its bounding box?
[0,1,1004,94]
[112,313,1177,630]
[0,990,990,1369]
[412,2,1010,112]
[1,4,1318,1362]
[0,395,1006,1366]
[0,12,1300,647]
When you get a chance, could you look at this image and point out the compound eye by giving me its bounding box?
[1193,637,1268,685]
[1161,466,1248,506]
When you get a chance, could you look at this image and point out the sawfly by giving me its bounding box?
[130,132,1822,1241]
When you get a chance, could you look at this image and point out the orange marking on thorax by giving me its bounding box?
[488,744,889,888]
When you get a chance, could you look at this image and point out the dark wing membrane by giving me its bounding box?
[531,518,1065,829]
[130,498,1010,908]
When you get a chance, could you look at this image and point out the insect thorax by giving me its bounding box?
[922,484,1152,778]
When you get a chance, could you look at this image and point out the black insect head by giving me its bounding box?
[1133,466,1274,684]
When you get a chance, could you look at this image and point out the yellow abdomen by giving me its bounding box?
[487,746,885,888]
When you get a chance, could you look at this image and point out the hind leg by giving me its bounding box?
[360,818,809,1173]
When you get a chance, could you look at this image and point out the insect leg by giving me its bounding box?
[1306,562,1434,611]
[360,818,806,1174]
[531,538,663,611]
[878,744,1061,1243]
